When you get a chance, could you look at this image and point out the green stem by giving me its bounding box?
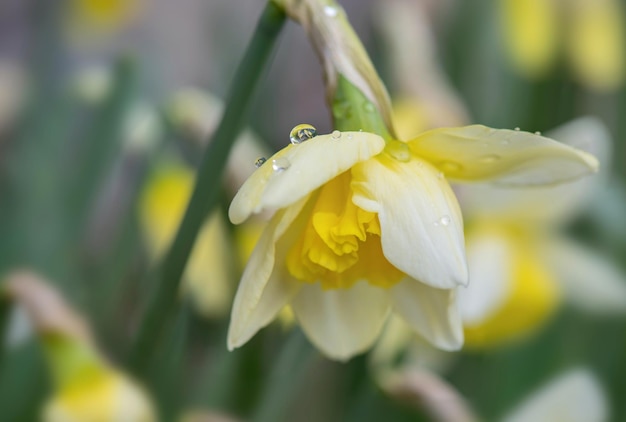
[127,1,286,373]
[251,330,317,422]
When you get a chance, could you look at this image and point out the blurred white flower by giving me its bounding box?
[502,369,608,422]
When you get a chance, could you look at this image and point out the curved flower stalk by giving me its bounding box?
[500,0,625,91]
[3,271,155,422]
[501,368,608,422]
[139,160,234,318]
[456,117,626,348]
[226,0,600,361]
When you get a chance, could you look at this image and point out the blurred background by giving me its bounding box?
[1,0,626,421]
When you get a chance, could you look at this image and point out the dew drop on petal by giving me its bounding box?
[289,124,317,144]
[272,157,290,172]
[347,133,353,140]
[254,157,267,168]
[535,131,541,135]
[362,101,376,113]
[323,5,338,17]
[514,127,520,131]
[480,154,500,163]
[386,141,411,162]
[440,215,451,226]
[331,130,342,140]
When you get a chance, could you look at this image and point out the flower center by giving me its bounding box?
[286,171,404,289]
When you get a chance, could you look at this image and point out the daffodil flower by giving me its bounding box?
[500,0,625,91]
[456,118,626,348]
[228,123,598,360]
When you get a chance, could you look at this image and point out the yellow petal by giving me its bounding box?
[229,131,385,224]
[352,155,467,289]
[228,198,308,350]
[139,162,194,259]
[502,369,607,422]
[291,281,390,361]
[390,279,463,351]
[183,212,234,318]
[567,0,625,91]
[500,0,560,77]
[409,125,598,186]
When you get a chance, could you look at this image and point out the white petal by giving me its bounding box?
[227,198,307,349]
[455,118,610,224]
[502,369,608,422]
[352,155,468,289]
[390,278,463,351]
[408,125,598,186]
[291,281,390,361]
[458,231,513,325]
[542,237,626,314]
[229,131,385,224]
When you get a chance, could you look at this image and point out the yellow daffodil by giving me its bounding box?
[66,0,143,38]
[500,0,625,91]
[139,161,234,318]
[502,369,608,422]
[3,271,155,422]
[227,121,598,360]
[456,118,626,348]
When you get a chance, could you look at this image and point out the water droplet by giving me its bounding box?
[534,131,541,135]
[501,138,510,145]
[331,130,341,140]
[332,101,352,120]
[323,5,338,17]
[347,133,353,140]
[480,154,500,163]
[363,102,376,113]
[440,215,451,226]
[439,161,461,172]
[514,127,520,131]
[254,157,267,168]
[272,157,290,172]
[289,124,317,144]
[386,141,411,162]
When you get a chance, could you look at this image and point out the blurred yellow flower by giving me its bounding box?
[457,118,626,348]
[228,124,597,361]
[68,0,142,35]
[500,0,625,91]
[139,161,233,318]
[3,271,155,422]
[44,338,155,422]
